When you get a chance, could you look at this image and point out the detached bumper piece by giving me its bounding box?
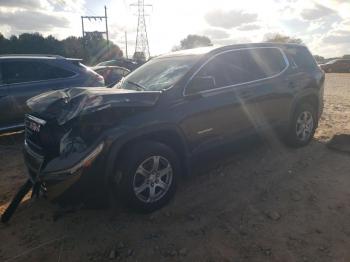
[1,179,33,223]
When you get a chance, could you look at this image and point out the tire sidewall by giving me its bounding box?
[115,141,179,212]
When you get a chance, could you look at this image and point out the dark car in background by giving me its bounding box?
[95,58,140,71]
[20,43,324,213]
[92,65,130,87]
[0,54,104,132]
[320,59,350,73]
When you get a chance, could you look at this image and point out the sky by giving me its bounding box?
[0,0,349,58]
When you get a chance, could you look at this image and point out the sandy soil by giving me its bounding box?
[1,74,350,262]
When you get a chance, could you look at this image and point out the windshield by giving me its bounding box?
[116,55,199,91]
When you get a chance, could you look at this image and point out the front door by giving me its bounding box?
[177,50,257,155]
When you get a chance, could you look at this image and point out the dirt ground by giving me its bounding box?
[1,74,350,262]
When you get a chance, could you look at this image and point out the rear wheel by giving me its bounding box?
[286,103,317,147]
[113,141,179,212]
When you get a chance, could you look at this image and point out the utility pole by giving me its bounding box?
[105,6,109,49]
[81,5,109,51]
[130,0,152,61]
[125,31,128,59]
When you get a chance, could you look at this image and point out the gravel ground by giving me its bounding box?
[0,73,350,262]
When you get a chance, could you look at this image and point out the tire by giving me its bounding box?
[285,103,317,147]
[113,141,180,212]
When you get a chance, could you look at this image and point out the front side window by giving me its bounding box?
[189,47,287,93]
[118,55,199,91]
[2,60,75,84]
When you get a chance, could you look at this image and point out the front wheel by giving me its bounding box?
[285,103,317,147]
[113,141,179,212]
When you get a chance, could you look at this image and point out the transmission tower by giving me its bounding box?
[130,0,152,61]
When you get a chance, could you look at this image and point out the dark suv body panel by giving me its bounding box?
[22,43,324,202]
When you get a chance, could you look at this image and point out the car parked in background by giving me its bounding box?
[0,54,105,132]
[92,65,130,87]
[95,58,140,71]
[320,59,350,73]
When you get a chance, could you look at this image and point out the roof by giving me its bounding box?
[92,65,131,71]
[0,54,66,60]
[157,42,306,59]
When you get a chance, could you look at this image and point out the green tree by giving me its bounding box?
[0,32,123,65]
[174,34,212,50]
[264,33,303,44]
[314,55,325,64]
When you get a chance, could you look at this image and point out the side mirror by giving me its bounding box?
[186,76,215,95]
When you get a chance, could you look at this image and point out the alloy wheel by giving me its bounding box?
[295,111,314,142]
[132,156,173,203]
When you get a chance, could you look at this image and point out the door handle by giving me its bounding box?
[288,82,295,89]
[284,77,296,88]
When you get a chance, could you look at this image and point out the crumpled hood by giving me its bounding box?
[27,87,161,125]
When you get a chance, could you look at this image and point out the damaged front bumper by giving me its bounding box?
[24,139,105,200]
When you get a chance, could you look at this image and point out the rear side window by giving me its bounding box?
[196,47,287,89]
[285,46,318,71]
[241,48,287,80]
[2,60,75,84]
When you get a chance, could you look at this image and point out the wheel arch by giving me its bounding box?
[291,92,320,124]
[104,126,191,181]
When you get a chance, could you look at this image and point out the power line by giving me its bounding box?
[81,6,109,51]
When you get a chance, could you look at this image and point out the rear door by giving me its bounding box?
[237,47,292,130]
[3,59,76,125]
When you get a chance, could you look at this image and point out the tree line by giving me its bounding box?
[0,32,123,65]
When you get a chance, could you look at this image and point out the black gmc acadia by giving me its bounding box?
[4,43,325,220]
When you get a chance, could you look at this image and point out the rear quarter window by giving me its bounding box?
[285,46,318,72]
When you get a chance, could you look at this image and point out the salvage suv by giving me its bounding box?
[22,43,324,212]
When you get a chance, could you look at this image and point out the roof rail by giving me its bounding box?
[0,54,66,58]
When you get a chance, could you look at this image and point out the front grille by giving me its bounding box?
[25,115,45,156]
[24,114,64,158]
[24,141,43,175]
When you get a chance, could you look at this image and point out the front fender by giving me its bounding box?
[103,124,191,180]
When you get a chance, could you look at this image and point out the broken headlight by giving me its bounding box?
[59,130,87,156]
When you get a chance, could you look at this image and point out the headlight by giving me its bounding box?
[60,130,87,155]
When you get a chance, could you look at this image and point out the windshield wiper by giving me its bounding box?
[127,81,146,91]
